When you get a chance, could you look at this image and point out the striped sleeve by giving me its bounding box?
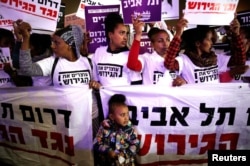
[228,34,246,66]
[164,36,181,70]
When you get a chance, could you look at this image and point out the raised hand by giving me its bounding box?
[13,20,23,42]
[175,14,188,38]
[14,19,32,39]
[230,13,240,36]
[131,14,145,40]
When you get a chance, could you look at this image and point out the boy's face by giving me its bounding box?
[109,105,129,127]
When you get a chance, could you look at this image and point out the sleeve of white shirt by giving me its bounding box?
[90,50,100,82]
[175,54,184,75]
[36,56,55,76]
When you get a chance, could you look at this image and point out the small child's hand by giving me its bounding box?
[101,119,110,128]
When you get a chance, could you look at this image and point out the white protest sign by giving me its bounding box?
[100,83,250,165]
[0,0,61,33]
[161,0,179,20]
[0,47,11,66]
[0,86,93,166]
[184,0,239,25]
[0,47,13,88]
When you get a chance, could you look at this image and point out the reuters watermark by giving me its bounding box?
[208,150,250,166]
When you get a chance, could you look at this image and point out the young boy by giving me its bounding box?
[93,94,140,166]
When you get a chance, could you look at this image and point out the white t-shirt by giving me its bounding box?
[156,70,175,86]
[92,46,142,86]
[37,55,92,88]
[32,76,52,86]
[176,53,230,84]
[230,60,250,83]
[141,51,172,85]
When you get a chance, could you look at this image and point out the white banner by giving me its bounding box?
[100,83,250,165]
[0,0,61,32]
[0,86,93,166]
[1,83,250,165]
[184,0,239,25]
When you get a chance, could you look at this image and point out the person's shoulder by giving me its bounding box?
[95,45,108,52]
[140,52,150,59]
[36,54,56,64]
[246,60,250,65]
[176,53,186,59]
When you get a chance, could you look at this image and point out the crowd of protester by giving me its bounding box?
[0,9,250,166]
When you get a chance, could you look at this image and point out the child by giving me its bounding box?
[93,94,140,166]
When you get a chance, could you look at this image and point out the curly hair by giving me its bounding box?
[104,12,124,43]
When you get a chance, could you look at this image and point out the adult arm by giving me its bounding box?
[164,17,188,70]
[222,15,247,79]
[18,50,43,76]
[227,34,246,66]
[127,15,144,71]
[227,14,246,66]
[11,20,23,69]
[11,41,21,69]
[17,20,43,76]
[164,36,181,70]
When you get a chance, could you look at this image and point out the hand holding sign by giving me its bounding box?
[15,19,32,39]
[131,14,145,41]
[13,21,23,42]
[132,15,145,35]
[230,13,240,36]
[175,14,188,38]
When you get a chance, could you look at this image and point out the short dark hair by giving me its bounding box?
[148,27,169,42]
[181,26,214,51]
[104,13,124,43]
[30,33,51,55]
[108,94,127,114]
